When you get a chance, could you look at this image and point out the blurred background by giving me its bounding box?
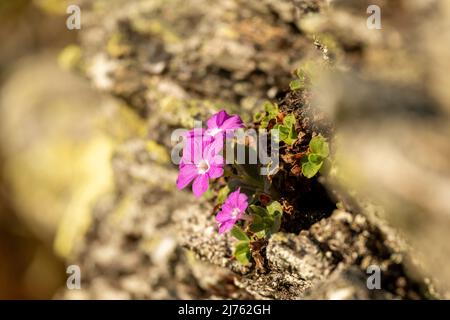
[0,0,117,298]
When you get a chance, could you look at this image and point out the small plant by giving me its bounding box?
[301,135,329,178]
[176,109,330,265]
[176,109,286,266]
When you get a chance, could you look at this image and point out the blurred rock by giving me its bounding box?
[308,0,450,296]
[0,54,116,258]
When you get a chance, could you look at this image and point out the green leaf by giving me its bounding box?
[226,179,256,196]
[272,114,297,145]
[230,226,250,242]
[234,241,251,265]
[263,216,274,227]
[266,201,283,217]
[259,102,279,129]
[260,117,268,129]
[302,160,323,178]
[272,123,281,130]
[274,124,296,145]
[265,201,283,234]
[283,114,296,128]
[272,123,282,137]
[278,125,290,140]
[216,185,230,205]
[308,153,323,165]
[300,155,309,166]
[271,214,282,234]
[250,203,284,238]
[255,230,266,239]
[201,186,215,200]
[263,101,278,117]
[253,111,264,122]
[284,124,298,145]
[250,215,266,233]
[309,135,329,158]
[249,205,268,217]
[319,157,332,175]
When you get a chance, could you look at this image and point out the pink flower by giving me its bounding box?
[176,109,243,198]
[206,109,244,139]
[184,127,211,143]
[215,188,248,234]
[177,136,224,197]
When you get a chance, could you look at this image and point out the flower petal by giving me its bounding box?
[192,174,209,197]
[221,115,244,131]
[208,165,224,179]
[203,136,224,159]
[234,210,244,221]
[237,193,248,211]
[207,109,228,129]
[218,220,235,234]
[238,193,248,203]
[176,164,198,190]
[185,127,206,139]
[215,210,231,223]
[238,201,248,213]
[226,188,240,207]
[211,154,224,166]
[181,136,204,164]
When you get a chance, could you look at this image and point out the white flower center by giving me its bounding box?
[231,208,240,219]
[207,127,222,136]
[197,159,210,174]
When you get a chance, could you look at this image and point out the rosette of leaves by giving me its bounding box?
[301,135,329,178]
